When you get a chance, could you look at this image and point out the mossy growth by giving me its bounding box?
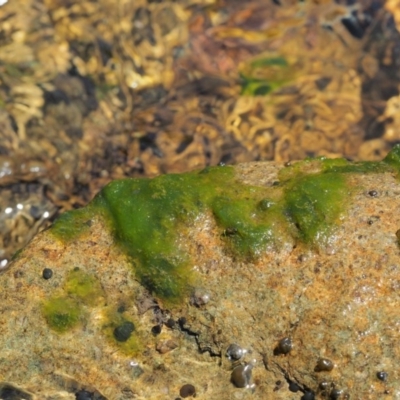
[42,296,82,332]
[49,145,400,304]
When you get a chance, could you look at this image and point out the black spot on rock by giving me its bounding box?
[113,321,135,342]
[179,384,196,398]
[301,391,315,400]
[377,371,388,381]
[315,77,332,91]
[178,317,187,327]
[274,337,293,355]
[151,324,162,335]
[315,358,334,372]
[288,381,300,392]
[0,383,33,400]
[165,318,176,328]
[117,305,126,313]
[329,388,343,399]
[226,344,244,361]
[319,381,329,390]
[75,390,94,400]
[42,268,53,279]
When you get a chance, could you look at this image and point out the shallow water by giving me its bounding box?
[1,0,400,264]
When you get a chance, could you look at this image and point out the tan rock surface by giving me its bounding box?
[1,161,400,399]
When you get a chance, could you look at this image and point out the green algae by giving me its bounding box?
[49,145,400,304]
[10,248,24,261]
[240,55,298,96]
[42,268,104,332]
[65,268,104,306]
[384,145,400,175]
[51,207,94,241]
[284,173,347,245]
[91,166,236,302]
[212,194,290,256]
[42,296,81,332]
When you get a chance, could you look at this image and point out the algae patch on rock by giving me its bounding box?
[42,296,82,332]
[102,308,142,354]
[49,145,400,303]
[65,267,104,307]
[42,268,104,332]
[5,151,400,399]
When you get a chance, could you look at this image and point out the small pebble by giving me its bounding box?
[178,317,187,327]
[226,344,244,361]
[222,227,238,237]
[29,205,41,219]
[315,358,334,372]
[258,199,275,211]
[288,381,300,392]
[301,392,315,400]
[117,305,126,313]
[42,268,53,280]
[75,390,93,400]
[156,339,178,354]
[190,289,210,307]
[179,384,196,398]
[276,337,292,355]
[319,381,329,390]
[151,325,162,335]
[329,388,343,399]
[231,364,252,388]
[113,321,135,342]
[165,318,176,329]
[377,371,388,381]
[368,190,378,197]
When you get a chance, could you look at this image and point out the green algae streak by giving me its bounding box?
[50,145,400,303]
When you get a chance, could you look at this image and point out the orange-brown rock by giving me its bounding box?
[1,161,400,399]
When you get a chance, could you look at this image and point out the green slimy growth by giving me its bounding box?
[65,268,104,306]
[212,194,290,256]
[42,296,81,332]
[42,269,104,332]
[284,173,347,245]
[50,145,400,303]
[50,207,94,241]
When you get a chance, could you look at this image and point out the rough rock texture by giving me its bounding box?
[1,161,400,400]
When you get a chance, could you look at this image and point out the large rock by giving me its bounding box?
[1,150,400,400]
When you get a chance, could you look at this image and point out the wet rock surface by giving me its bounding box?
[1,160,400,399]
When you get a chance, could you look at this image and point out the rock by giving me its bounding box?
[2,148,400,399]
